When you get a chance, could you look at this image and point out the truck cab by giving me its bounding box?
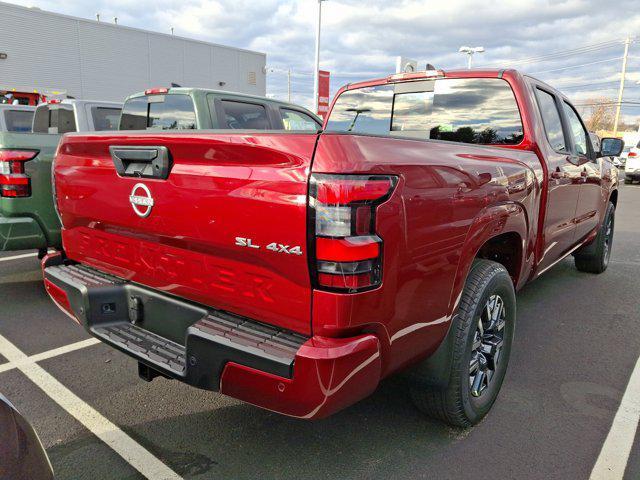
[119,87,321,132]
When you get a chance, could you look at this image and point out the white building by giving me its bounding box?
[0,1,266,102]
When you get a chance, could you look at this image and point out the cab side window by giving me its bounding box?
[562,102,589,157]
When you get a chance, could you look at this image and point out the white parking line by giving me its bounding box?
[0,338,100,374]
[0,252,38,262]
[0,333,182,480]
[591,355,640,479]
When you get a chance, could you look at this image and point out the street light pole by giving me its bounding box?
[613,36,631,135]
[459,46,485,69]
[313,0,326,114]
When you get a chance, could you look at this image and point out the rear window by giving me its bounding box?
[220,101,270,130]
[33,105,76,134]
[119,94,196,130]
[3,110,33,132]
[92,107,121,131]
[326,78,524,145]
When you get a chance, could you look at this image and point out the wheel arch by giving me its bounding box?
[408,203,527,388]
[449,203,528,315]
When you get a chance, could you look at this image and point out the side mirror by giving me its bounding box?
[477,172,492,186]
[599,138,624,158]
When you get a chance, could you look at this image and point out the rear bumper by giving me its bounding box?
[42,253,381,419]
[0,214,47,250]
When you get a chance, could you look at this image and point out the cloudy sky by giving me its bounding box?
[9,0,640,125]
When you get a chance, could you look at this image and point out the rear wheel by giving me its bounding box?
[624,178,632,184]
[409,259,516,427]
[574,202,615,274]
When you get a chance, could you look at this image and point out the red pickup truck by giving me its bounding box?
[43,69,623,427]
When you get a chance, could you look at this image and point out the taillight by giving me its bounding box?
[0,149,38,198]
[309,174,397,292]
[629,152,638,158]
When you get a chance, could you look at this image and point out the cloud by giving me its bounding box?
[8,0,640,125]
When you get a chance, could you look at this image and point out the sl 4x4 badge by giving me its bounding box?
[235,237,303,255]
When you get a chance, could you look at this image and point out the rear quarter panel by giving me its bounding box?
[311,133,542,376]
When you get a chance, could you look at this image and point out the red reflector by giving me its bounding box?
[145,87,169,95]
[318,273,372,289]
[44,279,74,319]
[316,236,380,262]
[629,152,638,157]
[316,179,392,204]
[1,184,30,197]
[0,150,38,162]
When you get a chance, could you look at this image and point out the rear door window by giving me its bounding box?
[4,110,33,132]
[562,102,589,156]
[91,107,121,131]
[119,94,196,130]
[326,78,523,145]
[535,89,566,152]
[32,105,76,134]
[220,101,270,129]
[281,109,320,131]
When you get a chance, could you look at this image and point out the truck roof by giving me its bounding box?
[36,99,122,109]
[339,68,567,100]
[126,87,318,116]
[0,104,35,111]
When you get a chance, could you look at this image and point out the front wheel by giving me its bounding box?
[409,259,516,427]
[574,202,615,274]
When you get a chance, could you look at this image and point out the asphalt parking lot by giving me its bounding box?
[1,184,639,480]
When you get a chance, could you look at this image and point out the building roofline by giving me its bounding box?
[0,1,266,57]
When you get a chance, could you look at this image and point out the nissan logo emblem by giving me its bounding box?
[129,183,154,218]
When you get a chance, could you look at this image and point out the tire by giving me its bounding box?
[624,178,632,184]
[574,202,615,274]
[409,259,516,428]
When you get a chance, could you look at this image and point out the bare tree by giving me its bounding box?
[580,97,616,132]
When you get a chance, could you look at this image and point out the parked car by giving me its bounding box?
[0,394,54,480]
[43,69,622,427]
[624,142,640,183]
[614,145,633,168]
[119,87,321,131]
[0,104,34,133]
[0,99,122,255]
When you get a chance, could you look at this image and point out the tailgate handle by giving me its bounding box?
[109,146,172,180]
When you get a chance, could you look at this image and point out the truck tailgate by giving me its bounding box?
[54,132,318,335]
